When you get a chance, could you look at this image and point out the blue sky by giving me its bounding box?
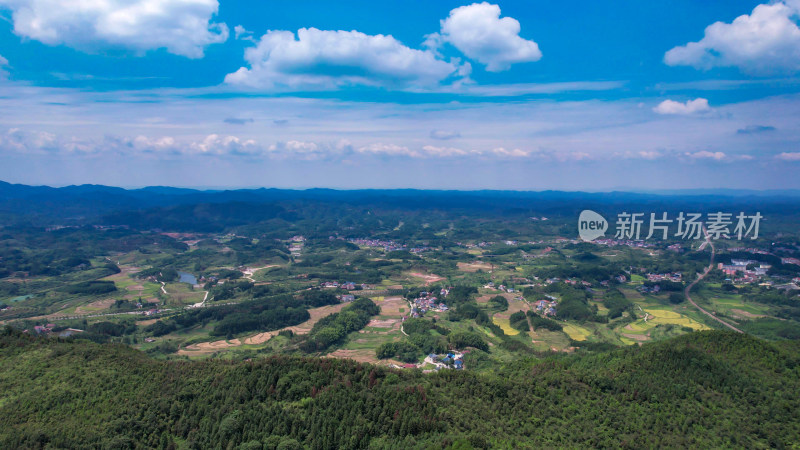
[0,0,799,190]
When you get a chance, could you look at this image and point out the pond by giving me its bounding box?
[178,271,198,285]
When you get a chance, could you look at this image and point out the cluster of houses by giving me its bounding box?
[340,237,433,254]
[729,247,772,255]
[565,278,594,287]
[718,259,771,283]
[782,257,800,267]
[198,274,220,284]
[637,284,662,294]
[426,352,464,370]
[594,239,656,249]
[33,323,56,334]
[320,280,362,290]
[646,272,683,283]
[459,241,493,250]
[522,246,553,260]
[534,297,558,316]
[482,281,518,293]
[409,291,448,317]
[348,238,407,252]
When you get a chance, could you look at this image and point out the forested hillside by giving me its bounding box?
[1,328,798,449]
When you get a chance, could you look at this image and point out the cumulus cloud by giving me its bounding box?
[268,140,318,156]
[421,145,468,157]
[776,152,800,161]
[0,0,228,58]
[486,147,530,157]
[0,129,266,157]
[357,143,415,157]
[426,2,541,72]
[430,130,461,140]
[0,128,59,153]
[355,144,535,159]
[357,143,471,158]
[686,150,727,160]
[653,98,712,115]
[234,25,254,41]
[190,134,261,156]
[664,1,800,74]
[224,28,465,90]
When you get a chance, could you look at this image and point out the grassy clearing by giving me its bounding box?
[530,328,571,351]
[562,323,591,341]
[492,316,518,335]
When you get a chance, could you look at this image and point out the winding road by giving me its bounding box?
[684,229,743,333]
[243,265,277,282]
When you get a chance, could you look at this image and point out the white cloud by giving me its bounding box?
[357,143,415,157]
[357,143,469,158]
[234,25,254,41]
[0,0,228,58]
[190,134,260,156]
[486,147,530,157]
[664,1,800,74]
[0,128,59,153]
[638,151,663,160]
[421,145,468,157]
[426,2,541,72]
[653,98,712,115]
[776,152,800,161]
[225,28,465,90]
[686,150,727,160]
[0,54,8,79]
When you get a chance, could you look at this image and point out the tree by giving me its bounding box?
[669,292,685,304]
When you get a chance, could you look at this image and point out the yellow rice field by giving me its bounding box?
[644,309,710,330]
[492,317,519,335]
[562,323,591,341]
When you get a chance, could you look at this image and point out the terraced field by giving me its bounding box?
[643,308,710,330]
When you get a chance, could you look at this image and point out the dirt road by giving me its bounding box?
[684,230,743,333]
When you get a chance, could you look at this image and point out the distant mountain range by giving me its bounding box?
[1,180,799,226]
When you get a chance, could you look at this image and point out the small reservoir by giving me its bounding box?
[178,271,198,285]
